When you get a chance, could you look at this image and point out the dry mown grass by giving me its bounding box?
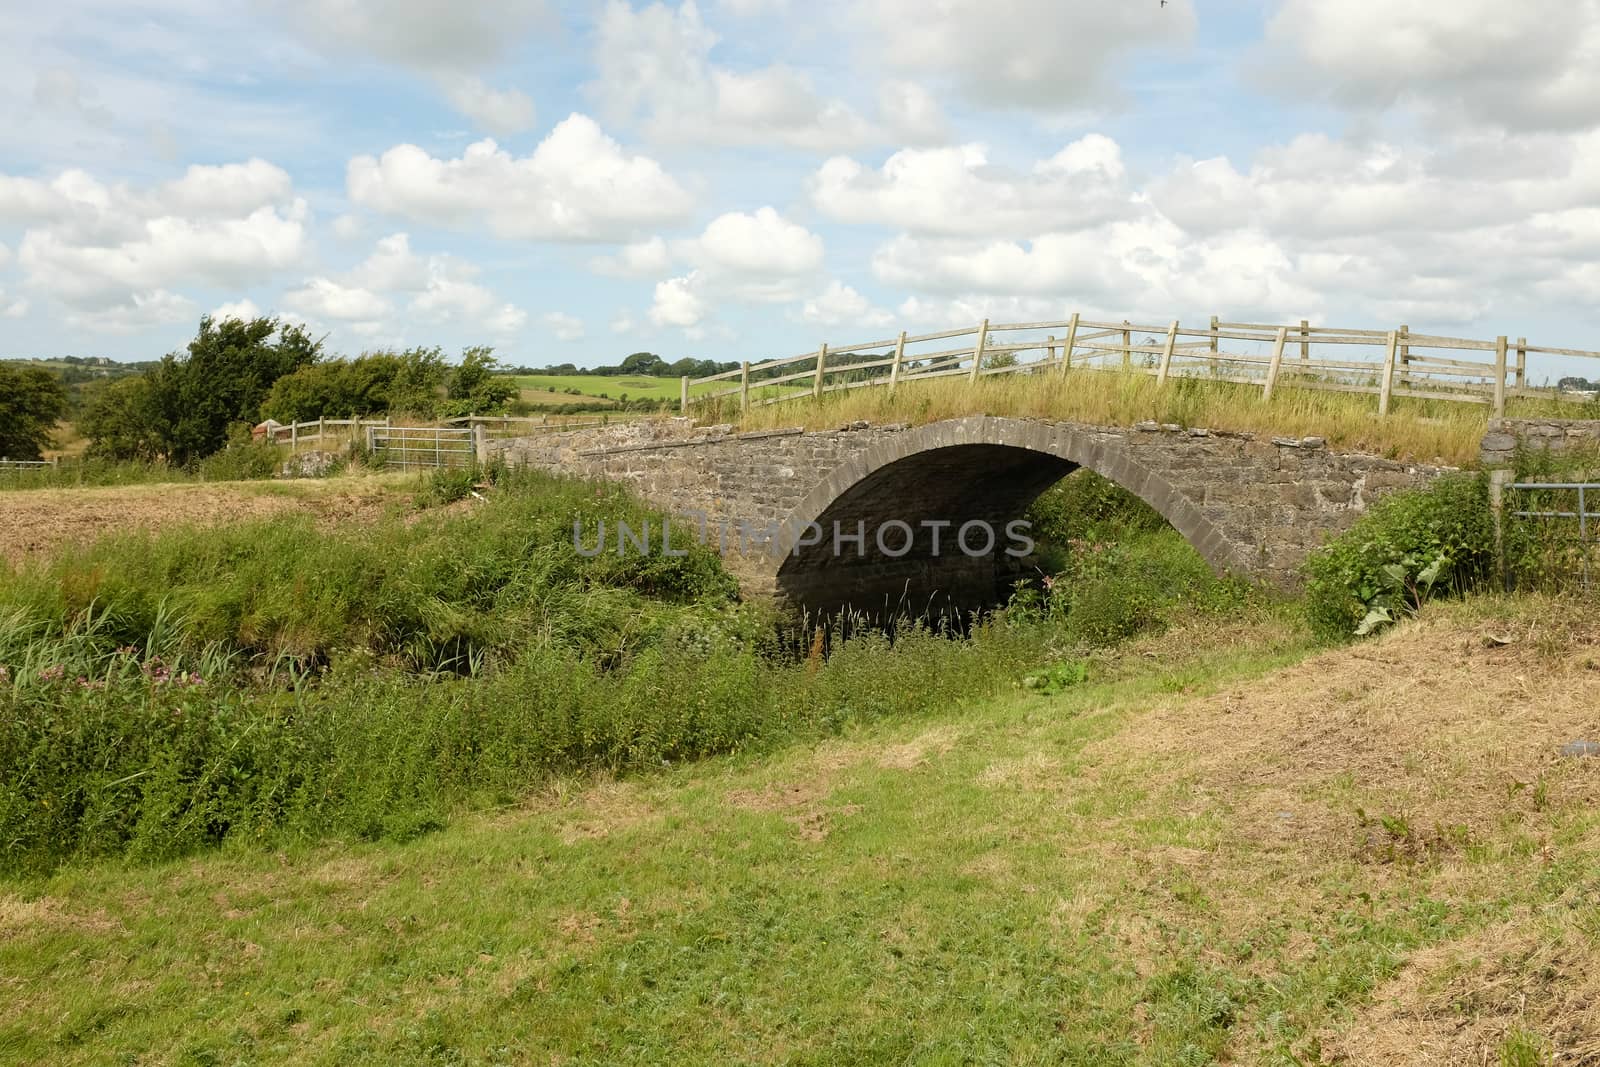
[0,475,410,567]
[719,370,1592,467]
[1075,598,1600,1063]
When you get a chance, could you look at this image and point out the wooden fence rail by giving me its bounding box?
[260,413,629,451]
[683,315,1600,419]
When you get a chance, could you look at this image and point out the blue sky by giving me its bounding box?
[3,0,1600,372]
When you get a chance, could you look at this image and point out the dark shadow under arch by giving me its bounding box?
[768,417,1239,619]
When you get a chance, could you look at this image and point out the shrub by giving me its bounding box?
[1303,475,1494,638]
[196,438,282,481]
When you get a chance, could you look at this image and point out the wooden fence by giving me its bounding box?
[260,413,626,452]
[682,315,1600,419]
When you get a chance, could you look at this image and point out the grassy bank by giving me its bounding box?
[712,369,1597,467]
[4,596,1596,1064]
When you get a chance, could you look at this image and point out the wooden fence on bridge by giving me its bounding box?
[683,316,1600,420]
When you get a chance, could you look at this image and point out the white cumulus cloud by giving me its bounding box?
[440,76,537,135]
[1261,0,1600,131]
[543,310,585,341]
[812,136,1134,238]
[347,114,694,241]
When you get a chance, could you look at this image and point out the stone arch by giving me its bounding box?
[766,416,1242,617]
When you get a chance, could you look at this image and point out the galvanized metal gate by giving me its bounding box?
[368,425,476,470]
[1510,481,1600,590]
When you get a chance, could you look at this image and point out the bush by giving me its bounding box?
[1011,470,1248,646]
[1303,475,1494,638]
[196,438,282,481]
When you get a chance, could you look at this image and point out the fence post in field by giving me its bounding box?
[679,375,689,414]
[317,416,324,442]
[968,319,990,383]
[889,331,906,393]
[365,425,375,456]
[1121,320,1131,368]
[740,361,751,412]
[290,421,298,452]
[813,343,829,399]
[473,424,488,467]
[1493,335,1509,419]
[1300,320,1310,362]
[1378,330,1399,416]
[1155,321,1179,387]
[1398,325,1410,389]
[1209,314,1219,375]
[1263,326,1288,402]
[1515,337,1527,391]
[1060,312,1080,376]
[1045,335,1056,370]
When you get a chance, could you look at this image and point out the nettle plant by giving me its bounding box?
[1304,475,1495,639]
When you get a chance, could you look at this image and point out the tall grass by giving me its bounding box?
[0,468,736,678]
[0,603,1049,873]
[717,368,1594,466]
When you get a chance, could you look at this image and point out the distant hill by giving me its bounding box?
[1,356,159,417]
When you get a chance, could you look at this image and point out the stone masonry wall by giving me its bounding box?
[1480,418,1600,468]
[491,416,1448,595]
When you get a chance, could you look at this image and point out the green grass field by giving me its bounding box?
[4,598,1597,1064]
[514,375,726,406]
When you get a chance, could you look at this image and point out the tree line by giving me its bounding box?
[6,316,520,465]
[513,351,738,378]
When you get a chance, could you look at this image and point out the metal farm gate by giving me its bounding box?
[1510,481,1600,591]
[369,425,476,470]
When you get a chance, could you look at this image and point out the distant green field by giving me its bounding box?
[514,374,728,405]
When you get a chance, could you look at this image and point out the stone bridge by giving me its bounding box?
[489,415,1467,617]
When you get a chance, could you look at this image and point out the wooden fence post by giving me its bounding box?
[679,375,689,414]
[1300,319,1310,362]
[968,319,989,383]
[290,421,298,452]
[1121,320,1131,368]
[1263,326,1288,402]
[1155,321,1179,387]
[1045,335,1055,370]
[473,424,488,466]
[741,361,751,412]
[1209,314,1219,376]
[1515,337,1527,391]
[1060,313,1079,377]
[812,343,829,399]
[1493,335,1509,419]
[1398,325,1410,390]
[1378,331,1399,416]
[889,331,906,393]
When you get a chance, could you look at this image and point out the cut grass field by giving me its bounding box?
[5,597,1597,1064]
[514,374,722,406]
[0,473,413,567]
[713,368,1600,468]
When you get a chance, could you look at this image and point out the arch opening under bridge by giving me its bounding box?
[767,417,1238,619]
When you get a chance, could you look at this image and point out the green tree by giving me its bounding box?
[444,346,518,414]
[618,351,668,376]
[0,365,68,460]
[78,377,162,461]
[386,346,452,417]
[260,352,406,423]
[143,316,321,464]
